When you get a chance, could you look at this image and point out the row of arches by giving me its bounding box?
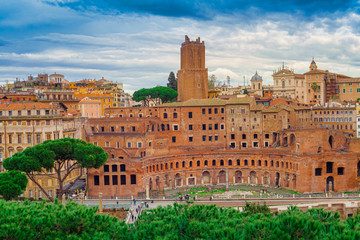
[145,158,299,174]
[148,170,297,190]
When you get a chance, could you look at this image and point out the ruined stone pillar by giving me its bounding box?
[146,183,150,200]
[225,169,229,190]
[99,192,103,213]
[80,193,85,205]
[241,176,244,183]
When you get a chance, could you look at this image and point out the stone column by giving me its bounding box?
[80,193,85,205]
[146,183,150,200]
[99,192,103,213]
[225,169,229,190]
[241,176,244,183]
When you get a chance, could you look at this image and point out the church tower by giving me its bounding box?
[309,58,318,71]
[177,35,208,102]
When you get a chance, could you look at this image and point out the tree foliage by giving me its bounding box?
[0,170,28,200]
[167,72,177,91]
[1,201,360,239]
[0,200,130,239]
[3,138,108,201]
[132,86,178,106]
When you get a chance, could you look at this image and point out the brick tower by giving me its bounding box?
[177,35,208,102]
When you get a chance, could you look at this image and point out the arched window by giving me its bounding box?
[220,160,224,166]
[204,160,208,166]
[236,159,240,166]
[170,162,173,169]
[258,160,261,166]
[182,161,185,168]
[276,161,279,167]
[271,160,274,167]
[244,160,248,166]
[212,160,216,166]
[197,160,200,167]
[251,160,255,166]
[228,159,233,166]
[165,163,168,169]
[265,160,268,166]
[189,161,193,167]
[176,162,179,168]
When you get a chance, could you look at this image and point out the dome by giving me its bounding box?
[251,71,263,81]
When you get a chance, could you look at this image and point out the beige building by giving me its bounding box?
[0,102,83,199]
[337,77,360,102]
[272,64,305,101]
[250,72,264,97]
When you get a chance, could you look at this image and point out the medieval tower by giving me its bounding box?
[177,35,208,102]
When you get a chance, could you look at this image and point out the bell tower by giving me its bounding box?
[177,35,208,102]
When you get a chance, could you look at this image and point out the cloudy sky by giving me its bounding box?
[1,0,360,92]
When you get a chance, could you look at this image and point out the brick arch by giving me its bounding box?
[202,171,211,184]
[234,170,242,183]
[249,171,257,184]
[218,170,226,184]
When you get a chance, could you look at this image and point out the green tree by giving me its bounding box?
[311,82,319,92]
[132,86,178,106]
[0,170,28,200]
[167,72,177,91]
[3,138,108,201]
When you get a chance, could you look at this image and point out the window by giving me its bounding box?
[212,160,216,166]
[27,135,31,144]
[215,135,218,141]
[326,162,333,173]
[36,110,40,115]
[163,113,167,119]
[242,142,247,148]
[189,124,193,130]
[131,126,136,132]
[221,108,224,113]
[18,134,22,144]
[188,112,193,118]
[172,136,176,143]
[242,134,246,139]
[337,167,344,175]
[208,124,212,130]
[202,124,206,130]
[127,142,132,148]
[202,135,206,141]
[36,134,41,144]
[112,165,117,172]
[173,113,177,118]
[104,165,109,172]
[101,126,105,132]
[214,124,218,130]
[104,175,110,185]
[204,160,208,166]
[120,164,126,172]
[131,175,137,184]
[105,141,110,147]
[202,109,206,114]
[265,134,269,139]
[208,108,212,114]
[220,124,225,130]
[9,111,12,116]
[189,136,193,142]
[241,108,245,114]
[110,126,115,132]
[112,175,118,185]
[315,168,322,176]
[214,108,218,114]
[120,175,126,185]
[244,160,248,166]
[117,142,120,148]
[18,110,21,116]
[94,176,100,185]
[231,134,235,140]
[208,136,212,141]
[254,134,258,139]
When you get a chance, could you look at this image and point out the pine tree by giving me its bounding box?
[167,72,177,91]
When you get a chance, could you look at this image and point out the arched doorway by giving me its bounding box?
[357,161,360,177]
[284,173,289,187]
[175,173,182,187]
[289,134,295,146]
[329,135,334,149]
[326,176,334,191]
[275,172,280,186]
[149,178,153,190]
[250,171,257,184]
[283,135,288,146]
[202,171,211,184]
[218,170,226,184]
[263,172,270,185]
[235,170,242,183]
[292,174,296,189]
[164,174,169,187]
[155,176,160,189]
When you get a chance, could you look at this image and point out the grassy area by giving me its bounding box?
[165,184,299,199]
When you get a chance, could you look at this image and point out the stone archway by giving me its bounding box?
[263,171,270,185]
[329,135,334,149]
[234,170,242,183]
[357,161,360,177]
[289,134,295,146]
[275,172,280,186]
[149,178,153,190]
[218,170,226,184]
[284,173,290,187]
[202,171,211,184]
[155,176,160,189]
[249,171,257,184]
[175,173,182,187]
[164,174,169,187]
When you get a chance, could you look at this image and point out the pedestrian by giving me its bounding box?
[133,198,136,205]
[117,201,119,205]
[131,214,134,221]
